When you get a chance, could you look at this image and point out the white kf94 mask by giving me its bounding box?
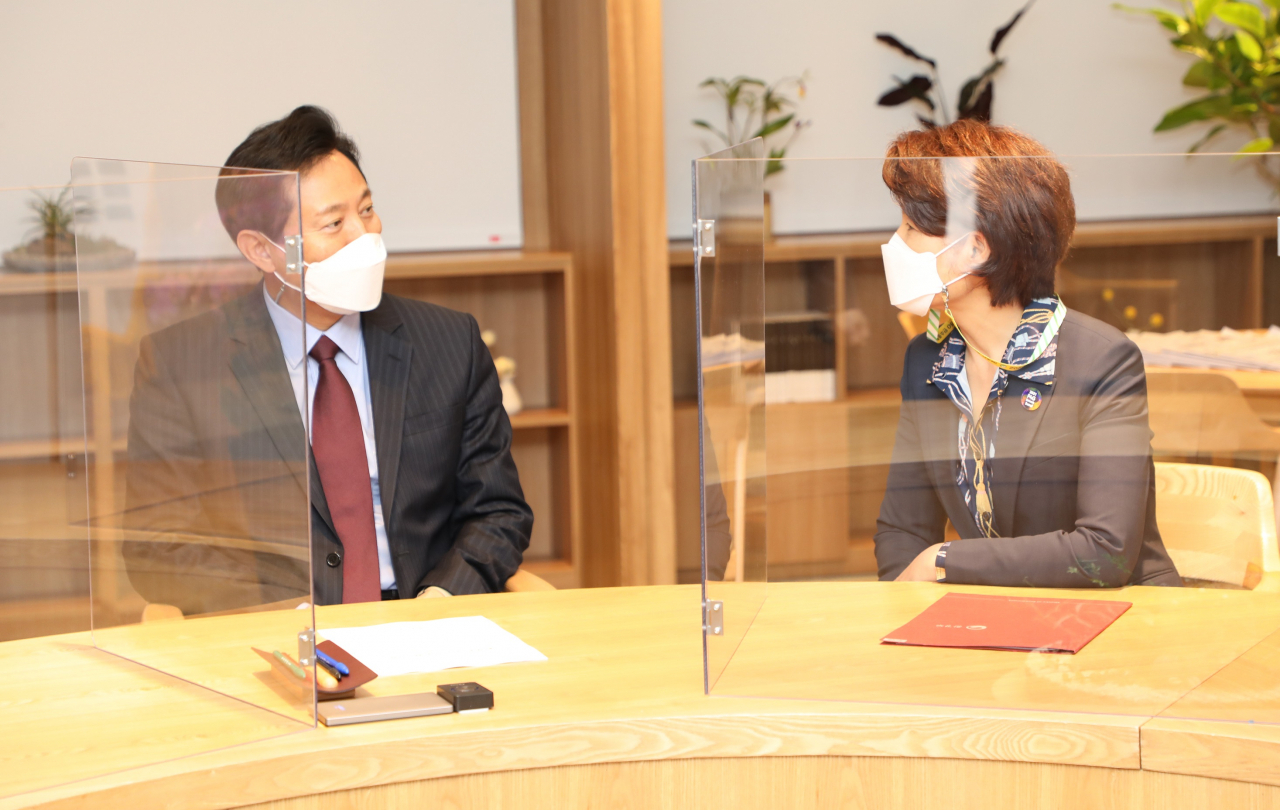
[268,232,388,316]
[880,231,970,317]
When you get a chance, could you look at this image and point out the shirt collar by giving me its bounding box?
[262,285,364,369]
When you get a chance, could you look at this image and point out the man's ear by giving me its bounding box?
[236,230,277,276]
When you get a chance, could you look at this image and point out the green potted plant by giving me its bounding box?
[2,187,134,273]
[693,74,810,238]
[1118,0,1280,191]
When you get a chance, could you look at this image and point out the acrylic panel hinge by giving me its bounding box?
[703,599,723,635]
[695,219,715,257]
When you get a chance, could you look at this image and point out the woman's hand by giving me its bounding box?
[896,543,944,582]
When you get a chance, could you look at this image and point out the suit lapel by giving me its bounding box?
[989,377,1055,538]
[225,287,335,534]
[363,299,411,532]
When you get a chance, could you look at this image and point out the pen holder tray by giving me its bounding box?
[253,641,378,701]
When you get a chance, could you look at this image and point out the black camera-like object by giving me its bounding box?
[437,682,494,712]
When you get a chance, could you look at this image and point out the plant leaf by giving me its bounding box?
[1154,94,1232,130]
[1216,2,1267,38]
[1182,59,1225,88]
[963,82,995,121]
[1195,0,1222,25]
[877,75,935,108]
[1236,29,1264,61]
[991,0,1035,54]
[875,33,937,66]
[959,58,1006,110]
[1114,4,1193,33]
[1187,122,1229,151]
[1239,135,1274,152]
[751,113,796,140]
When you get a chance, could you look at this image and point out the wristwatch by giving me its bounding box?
[935,541,951,582]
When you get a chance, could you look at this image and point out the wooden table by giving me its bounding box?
[8,583,1280,810]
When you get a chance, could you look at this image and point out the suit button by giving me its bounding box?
[326,552,342,568]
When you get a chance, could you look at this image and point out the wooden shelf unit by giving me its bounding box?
[0,249,581,641]
[669,214,1280,582]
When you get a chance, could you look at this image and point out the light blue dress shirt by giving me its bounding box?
[263,287,396,590]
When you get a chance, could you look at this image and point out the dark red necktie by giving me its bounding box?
[309,335,381,603]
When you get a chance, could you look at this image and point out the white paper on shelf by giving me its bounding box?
[318,616,547,677]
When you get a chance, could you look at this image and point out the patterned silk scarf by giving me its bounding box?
[928,297,1066,537]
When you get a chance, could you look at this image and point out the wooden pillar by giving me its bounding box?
[517,0,675,586]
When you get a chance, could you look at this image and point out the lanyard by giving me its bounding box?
[928,295,1066,373]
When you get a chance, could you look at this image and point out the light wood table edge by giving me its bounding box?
[7,706,1141,810]
[1140,717,1280,788]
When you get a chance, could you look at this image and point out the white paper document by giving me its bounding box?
[319,616,547,677]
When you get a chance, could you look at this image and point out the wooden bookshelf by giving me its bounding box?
[0,249,581,640]
[669,214,1280,582]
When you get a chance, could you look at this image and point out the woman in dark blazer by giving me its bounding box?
[873,121,1180,588]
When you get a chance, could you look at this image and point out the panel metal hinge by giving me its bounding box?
[695,219,715,257]
[298,628,316,667]
[703,599,724,635]
[284,234,304,273]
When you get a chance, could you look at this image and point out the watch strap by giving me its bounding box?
[935,541,952,582]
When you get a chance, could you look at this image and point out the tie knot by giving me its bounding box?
[310,335,341,363]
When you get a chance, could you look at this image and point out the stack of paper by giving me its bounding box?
[1130,326,1280,372]
[319,616,547,678]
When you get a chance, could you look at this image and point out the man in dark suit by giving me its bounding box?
[123,106,532,612]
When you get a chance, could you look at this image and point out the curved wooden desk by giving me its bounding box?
[8,583,1280,810]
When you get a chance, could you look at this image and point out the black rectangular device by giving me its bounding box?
[437,682,494,712]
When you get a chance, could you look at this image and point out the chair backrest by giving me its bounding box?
[1154,462,1280,588]
[896,311,926,340]
[1145,370,1280,459]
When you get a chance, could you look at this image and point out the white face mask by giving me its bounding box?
[267,232,387,316]
[880,231,971,317]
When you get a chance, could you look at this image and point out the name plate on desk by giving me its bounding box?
[881,592,1131,654]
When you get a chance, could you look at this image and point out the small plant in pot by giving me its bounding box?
[2,187,134,273]
[693,74,810,239]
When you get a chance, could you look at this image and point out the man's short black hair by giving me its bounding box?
[215,105,363,242]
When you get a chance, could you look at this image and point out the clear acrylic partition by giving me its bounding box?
[698,151,1280,726]
[695,139,767,690]
[10,160,315,799]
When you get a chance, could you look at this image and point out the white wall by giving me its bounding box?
[664,0,1276,238]
[0,1,523,253]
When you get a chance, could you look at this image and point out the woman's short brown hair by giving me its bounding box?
[882,120,1075,308]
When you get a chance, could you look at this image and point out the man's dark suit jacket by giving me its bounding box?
[875,310,1181,588]
[122,285,533,613]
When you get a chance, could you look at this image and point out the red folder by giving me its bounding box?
[881,592,1131,654]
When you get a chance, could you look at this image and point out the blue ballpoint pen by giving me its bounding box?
[315,648,350,677]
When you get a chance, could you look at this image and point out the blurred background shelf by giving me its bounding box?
[0,249,582,639]
[669,214,1280,583]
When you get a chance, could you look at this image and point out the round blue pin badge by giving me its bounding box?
[1021,388,1042,411]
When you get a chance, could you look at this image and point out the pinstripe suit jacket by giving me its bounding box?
[122,285,533,612]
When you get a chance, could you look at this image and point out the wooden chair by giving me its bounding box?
[1154,462,1280,590]
[1145,370,1280,464]
[141,566,556,622]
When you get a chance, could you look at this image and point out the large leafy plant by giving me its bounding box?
[1120,0,1280,186]
[876,2,1033,127]
[693,75,809,177]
